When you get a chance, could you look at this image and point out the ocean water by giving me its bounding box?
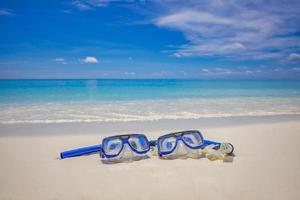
[0,79,300,124]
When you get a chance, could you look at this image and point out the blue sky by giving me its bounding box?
[0,0,300,79]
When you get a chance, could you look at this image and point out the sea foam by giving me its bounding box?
[1,98,300,124]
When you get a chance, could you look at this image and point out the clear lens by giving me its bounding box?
[103,137,123,156]
[158,136,177,153]
[128,135,149,152]
[182,132,203,148]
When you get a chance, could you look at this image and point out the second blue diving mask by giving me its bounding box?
[156,130,207,159]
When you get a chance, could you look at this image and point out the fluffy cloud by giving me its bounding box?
[196,66,300,79]
[288,53,300,61]
[55,58,65,62]
[82,56,99,63]
[72,0,93,10]
[70,0,300,62]
[72,0,111,10]
[154,0,300,61]
[124,71,136,76]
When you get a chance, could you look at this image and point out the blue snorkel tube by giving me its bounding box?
[60,144,102,159]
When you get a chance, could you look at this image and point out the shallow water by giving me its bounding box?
[1,79,300,124]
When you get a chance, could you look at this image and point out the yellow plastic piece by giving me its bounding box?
[206,151,223,161]
[151,149,158,156]
[223,155,234,162]
[203,144,235,162]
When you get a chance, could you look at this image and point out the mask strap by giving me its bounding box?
[150,139,220,147]
[149,139,224,157]
[149,140,157,146]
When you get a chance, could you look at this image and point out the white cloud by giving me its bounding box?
[153,0,300,61]
[55,58,65,62]
[156,11,233,28]
[55,58,67,64]
[198,66,276,77]
[288,53,300,61]
[212,67,232,74]
[82,56,99,63]
[124,71,136,76]
[72,0,111,10]
[72,0,93,11]
[174,53,182,58]
[0,8,14,16]
[89,0,111,7]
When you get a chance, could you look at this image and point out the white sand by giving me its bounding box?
[0,120,300,200]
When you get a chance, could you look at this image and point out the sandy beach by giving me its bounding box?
[0,118,300,200]
[1,0,300,199]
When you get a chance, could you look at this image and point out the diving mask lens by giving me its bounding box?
[157,131,205,158]
[158,136,177,154]
[102,137,123,156]
[128,134,149,152]
[182,131,204,148]
[102,134,150,162]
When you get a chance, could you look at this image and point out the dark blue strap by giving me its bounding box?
[149,140,157,146]
[203,139,220,145]
[203,140,221,149]
[60,145,101,159]
[149,139,220,147]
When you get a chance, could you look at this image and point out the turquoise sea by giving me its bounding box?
[1,79,300,124]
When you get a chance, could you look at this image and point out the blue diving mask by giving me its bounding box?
[60,134,151,163]
[152,130,233,159]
